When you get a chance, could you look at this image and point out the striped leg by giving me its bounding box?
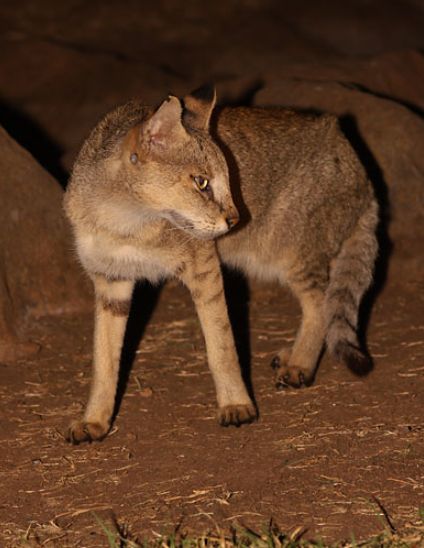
[181,247,256,426]
[67,276,134,443]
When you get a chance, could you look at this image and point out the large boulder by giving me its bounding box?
[0,126,89,361]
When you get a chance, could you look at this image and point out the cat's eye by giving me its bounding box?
[193,175,209,191]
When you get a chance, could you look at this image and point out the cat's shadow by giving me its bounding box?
[222,267,255,401]
[339,114,392,369]
[113,281,162,418]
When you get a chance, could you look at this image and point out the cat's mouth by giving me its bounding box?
[164,211,229,240]
[189,226,229,240]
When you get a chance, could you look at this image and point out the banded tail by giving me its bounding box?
[325,201,379,373]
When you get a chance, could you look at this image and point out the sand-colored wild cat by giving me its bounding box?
[64,86,378,443]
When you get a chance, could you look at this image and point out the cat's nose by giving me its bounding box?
[225,214,240,229]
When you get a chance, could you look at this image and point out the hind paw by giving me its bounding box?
[272,355,313,389]
[270,348,291,370]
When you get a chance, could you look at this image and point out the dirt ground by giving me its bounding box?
[0,1,424,546]
[1,269,423,545]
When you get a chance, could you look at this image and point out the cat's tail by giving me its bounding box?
[324,200,379,373]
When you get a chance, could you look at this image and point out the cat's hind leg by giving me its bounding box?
[272,282,326,389]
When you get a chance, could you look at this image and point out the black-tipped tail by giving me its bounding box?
[333,340,373,376]
[325,201,378,377]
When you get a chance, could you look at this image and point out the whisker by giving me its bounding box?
[165,224,194,233]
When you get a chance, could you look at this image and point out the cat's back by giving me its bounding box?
[214,104,369,203]
[216,105,325,131]
[214,106,337,162]
[215,105,374,276]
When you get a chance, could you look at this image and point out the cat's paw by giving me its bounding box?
[217,403,257,427]
[272,355,313,389]
[270,348,291,371]
[66,420,109,444]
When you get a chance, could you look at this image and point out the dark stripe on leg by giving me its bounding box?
[204,288,224,305]
[101,298,132,316]
[190,288,202,300]
[194,269,215,281]
[327,313,356,333]
[327,287,357,309]
[204,252,217,263]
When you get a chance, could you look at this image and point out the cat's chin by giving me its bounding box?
[163,211,229,240]
[187,227,229,240]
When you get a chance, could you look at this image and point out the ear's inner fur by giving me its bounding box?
[142,96,189,150]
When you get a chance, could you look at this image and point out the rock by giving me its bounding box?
[0,126,89,362]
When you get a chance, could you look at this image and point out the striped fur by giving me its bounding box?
[325,202,379,372]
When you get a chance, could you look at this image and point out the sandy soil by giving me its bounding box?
[1,272,423,545]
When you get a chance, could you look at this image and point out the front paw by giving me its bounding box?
[66,420,109,444]
[217,403,257,427]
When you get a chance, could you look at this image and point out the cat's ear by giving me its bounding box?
[183,84,216,131]
[142,95,188,149]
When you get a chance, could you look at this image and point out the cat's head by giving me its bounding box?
[120,86,239,240]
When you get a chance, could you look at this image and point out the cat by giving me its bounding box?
[64,85,378,443]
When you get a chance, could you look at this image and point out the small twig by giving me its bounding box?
[372,496,396,533]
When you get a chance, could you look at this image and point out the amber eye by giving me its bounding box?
[193,175,209,191]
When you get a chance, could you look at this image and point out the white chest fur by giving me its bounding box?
[76,231,175,283]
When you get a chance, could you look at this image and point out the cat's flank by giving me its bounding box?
[64,86,378,443]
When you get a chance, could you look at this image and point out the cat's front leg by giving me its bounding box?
[66,276,134,443]
[181,245,257,426]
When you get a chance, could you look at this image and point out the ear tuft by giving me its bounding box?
[189,84,216,104]
[183,84,217,131]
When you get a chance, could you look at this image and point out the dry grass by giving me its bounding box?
[14,510,424,547]
[2,285,424,548]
